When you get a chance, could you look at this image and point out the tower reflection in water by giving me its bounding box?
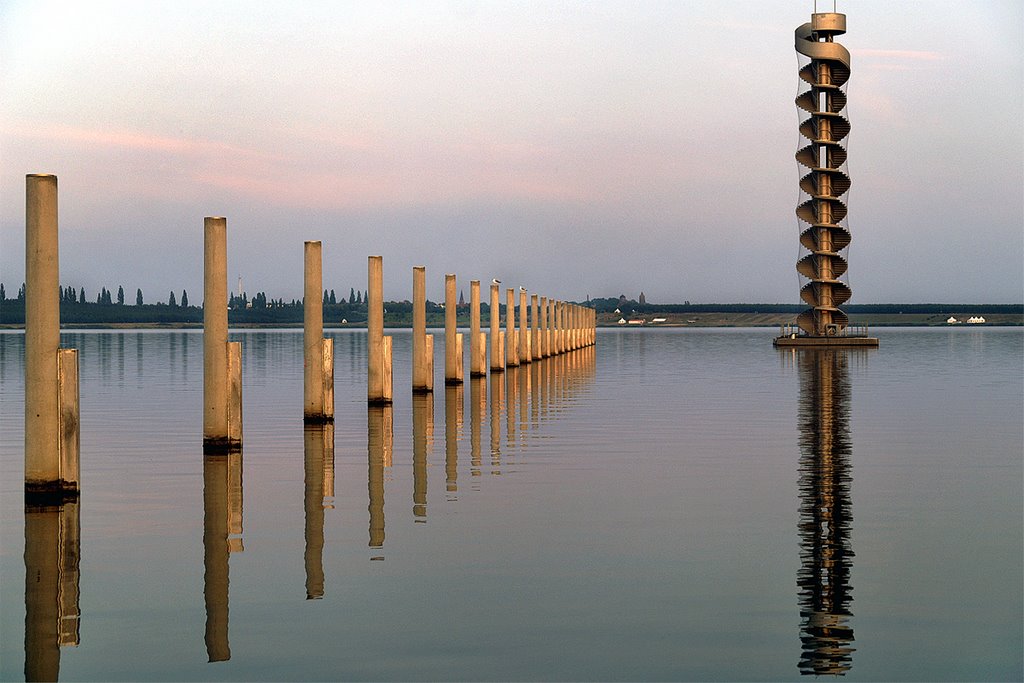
[24,499,80,682]
[203,452,243,663]
[304,424,335,599]
[795,349,857,676]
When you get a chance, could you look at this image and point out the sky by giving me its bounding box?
[1,0,1021,305]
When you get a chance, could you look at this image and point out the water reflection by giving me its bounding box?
[469,376,484,479]
[304,425,335,599]
[24,500,80,682]
[412,394,433,520]
[489,372,503,474]
[444,385,463,494]
[795,350,857,676]
[203,453,243,663]
[367,406,393,551]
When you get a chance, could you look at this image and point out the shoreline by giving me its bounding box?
[1,315,1021,331]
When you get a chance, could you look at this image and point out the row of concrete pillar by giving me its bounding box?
[21,173,595,492]
[367,257,597,405]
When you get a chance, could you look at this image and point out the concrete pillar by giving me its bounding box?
[539,297,548,358]
[25,174,79,498]
[506,288,519,367]
[368,256,392,404]
[519,288,530,364]
[547,299,556,356]
[204,217,241,453]
[227,341,243,445]
[490,283,504,372]
[571,305,579,350]
[536,296,544,366]
[57,350,79,491]
[412,266,433,393]
[553,301,561,355]
[470,280,485,377]
[445,274,463,385]
[304,241,333,422]
[562,302,569,353]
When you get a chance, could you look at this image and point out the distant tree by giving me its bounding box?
[363,290,368,304]
[323,289,329,305]
[329,289,336,305]
[117,285,125,305]
[0,283,5,301]
[19,283,27,301]
[136,288,143,306]
[181,290,188,307]
[103,287,113,305]
[349,287,356,304]
[356,290,362,304]
[168,291,177,307]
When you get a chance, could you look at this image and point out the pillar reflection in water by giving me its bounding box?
[505,366,518,448]
[796,349,856,676]
[367,405,393,550]
[24,499,80,683]
[203,452,243,663]
[469,376,484,478]
[304,424,335,599]
[488,372,503,473]
[444,384,463,494]
[412,393,433,520]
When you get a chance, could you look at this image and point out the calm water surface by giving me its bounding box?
[1,328,1021,681]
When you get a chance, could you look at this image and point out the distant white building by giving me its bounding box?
[967,316,986,324]
[946,317,959,324]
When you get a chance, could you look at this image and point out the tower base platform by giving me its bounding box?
[773,335,879,348]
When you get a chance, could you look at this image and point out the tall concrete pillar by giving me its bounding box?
[412,266,433,393]
[470,280,485,377]
[368,256,392,404]
[553,301,562,355]
[203,217,241,452]
[506,288,518,367]
[536,294,544,360]
[539,296,549,358]
[489,283,504,372]
[444,274,463,385]
[25,174,79,498]
[519,288,530,364]
[304,241,333,423]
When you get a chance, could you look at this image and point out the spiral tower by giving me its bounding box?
[794,11,852,337]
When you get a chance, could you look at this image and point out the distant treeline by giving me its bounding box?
[589,297,1024,316]
[1,283,1020,326]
